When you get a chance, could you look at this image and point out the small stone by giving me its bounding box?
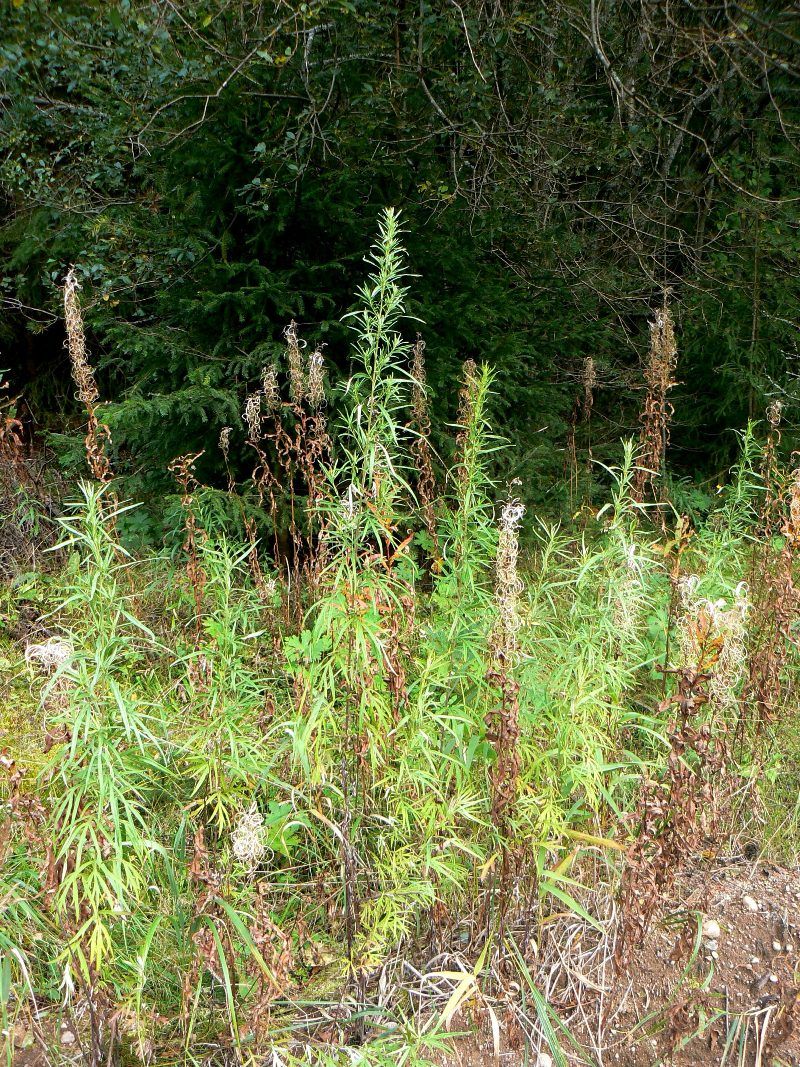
[751,956,761,965]
[536,1055,553,1067]
[702,918,721,940]
[711,951,719,959]
[772,940,782,952]
[706,939,719,952]
[60,1030,76,1046]
[742,895,759,912]
[769,974,778,984]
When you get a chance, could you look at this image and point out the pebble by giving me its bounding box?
[536,1055,553,1067]
[769,974,778,984]
[60,1030,76,1046]
[706,939,719,952]
[702,918,721,940]
[772,940,782,952]
[751,956,761,965]
[742,895,759,912]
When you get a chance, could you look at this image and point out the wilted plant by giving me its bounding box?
[218,424,232,466]
[436,358,496,608]
[410,334,440,557]
[676,575,749,713]
[617,571,743,961]
[285,320,306,403]
[241,378,284,577]
[617,660,723,963]
[307,345,326,411]
[741,464,800,729]
[24,636,73,672]
[168,451,207,654]
[633,299,678,501]
[582,355,597,421]
[231,801,267,871]
[63,270,113,484]
[486,496,525,825]
[240,326,331,608]
[296,343,331,587]
[262,363,281,413]
[761,399,783,534]
[0,373,31,518]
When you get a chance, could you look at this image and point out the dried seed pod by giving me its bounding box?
[285,321,306,403]
[63,268,113,483]
[633,300,678,501]
[218,425,232,460]
[307,347,326,410]
[232,802,266,871]
[582,355,596,419]
[243,391,262,443]
[261,365,281,413]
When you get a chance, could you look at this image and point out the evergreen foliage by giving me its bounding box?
[0,1,797,519]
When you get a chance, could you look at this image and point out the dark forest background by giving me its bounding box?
[1,0,798,537]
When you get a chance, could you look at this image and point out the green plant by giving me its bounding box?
[3,213,800,1067]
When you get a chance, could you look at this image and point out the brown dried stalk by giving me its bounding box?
[374,585,414,721]
[285,320,306,403]
[617,667,724,963]
[296,346,331,551]
[761,400,783,536]
[581,356,596,422]
[168,452,207,660]
[242,377,285,576]
[741,464,800,731]
[217,422,278,607]
[242,327,331,608]
[0,381,46,572]
[633,301,678,501]
[63,269,113,484]
[0,380,27,478]
[618,600,729,963]
[485,497,525,824]
[454,358,479,479]
[244,515,276,605]
[245,886,293,1041]
[182,824,242,1042]
[410,335,440,557]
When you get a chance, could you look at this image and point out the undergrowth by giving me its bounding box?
[1,211,799,1066]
